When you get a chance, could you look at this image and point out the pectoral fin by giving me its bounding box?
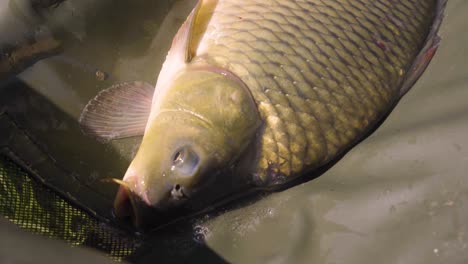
[79,81,154,142]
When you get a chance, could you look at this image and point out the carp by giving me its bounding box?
[80,0,447,228]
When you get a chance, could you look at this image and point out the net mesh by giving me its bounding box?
[0,154,141,261]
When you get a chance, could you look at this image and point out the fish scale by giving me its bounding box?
[77,0,446,227]
[194,0,438,184]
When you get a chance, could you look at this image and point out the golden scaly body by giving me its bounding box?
[80,0,445,226]
[193,0,438,184]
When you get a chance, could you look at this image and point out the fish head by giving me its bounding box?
[114,67,261,228]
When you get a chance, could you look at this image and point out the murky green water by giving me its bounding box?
[1,0,467,263]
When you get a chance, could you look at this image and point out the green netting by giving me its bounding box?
[0,154,141,261]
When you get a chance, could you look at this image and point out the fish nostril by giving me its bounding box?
[171,184,187,200]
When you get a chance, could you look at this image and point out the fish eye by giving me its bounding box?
[171,146,200,176]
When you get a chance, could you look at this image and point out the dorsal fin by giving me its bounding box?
[152,0,218,97]
[173,0,217,63]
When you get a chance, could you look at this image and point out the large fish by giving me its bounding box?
[80,0,447,228]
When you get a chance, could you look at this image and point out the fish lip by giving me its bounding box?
[113,185,149,228]
[113,185,132,219]
[140,189,152,205]
[113,184,182,229]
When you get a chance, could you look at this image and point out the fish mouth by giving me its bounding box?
[113,183,187,229]
[113,185,156,229]
[113,185,139,227]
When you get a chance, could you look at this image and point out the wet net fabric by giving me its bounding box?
[0,155,140,261]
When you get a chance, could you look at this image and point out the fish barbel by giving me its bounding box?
[80,0,447,228]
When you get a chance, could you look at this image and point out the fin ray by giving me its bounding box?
[400,0,448,96]
[79,81,154,142]
[172,0,217,63]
